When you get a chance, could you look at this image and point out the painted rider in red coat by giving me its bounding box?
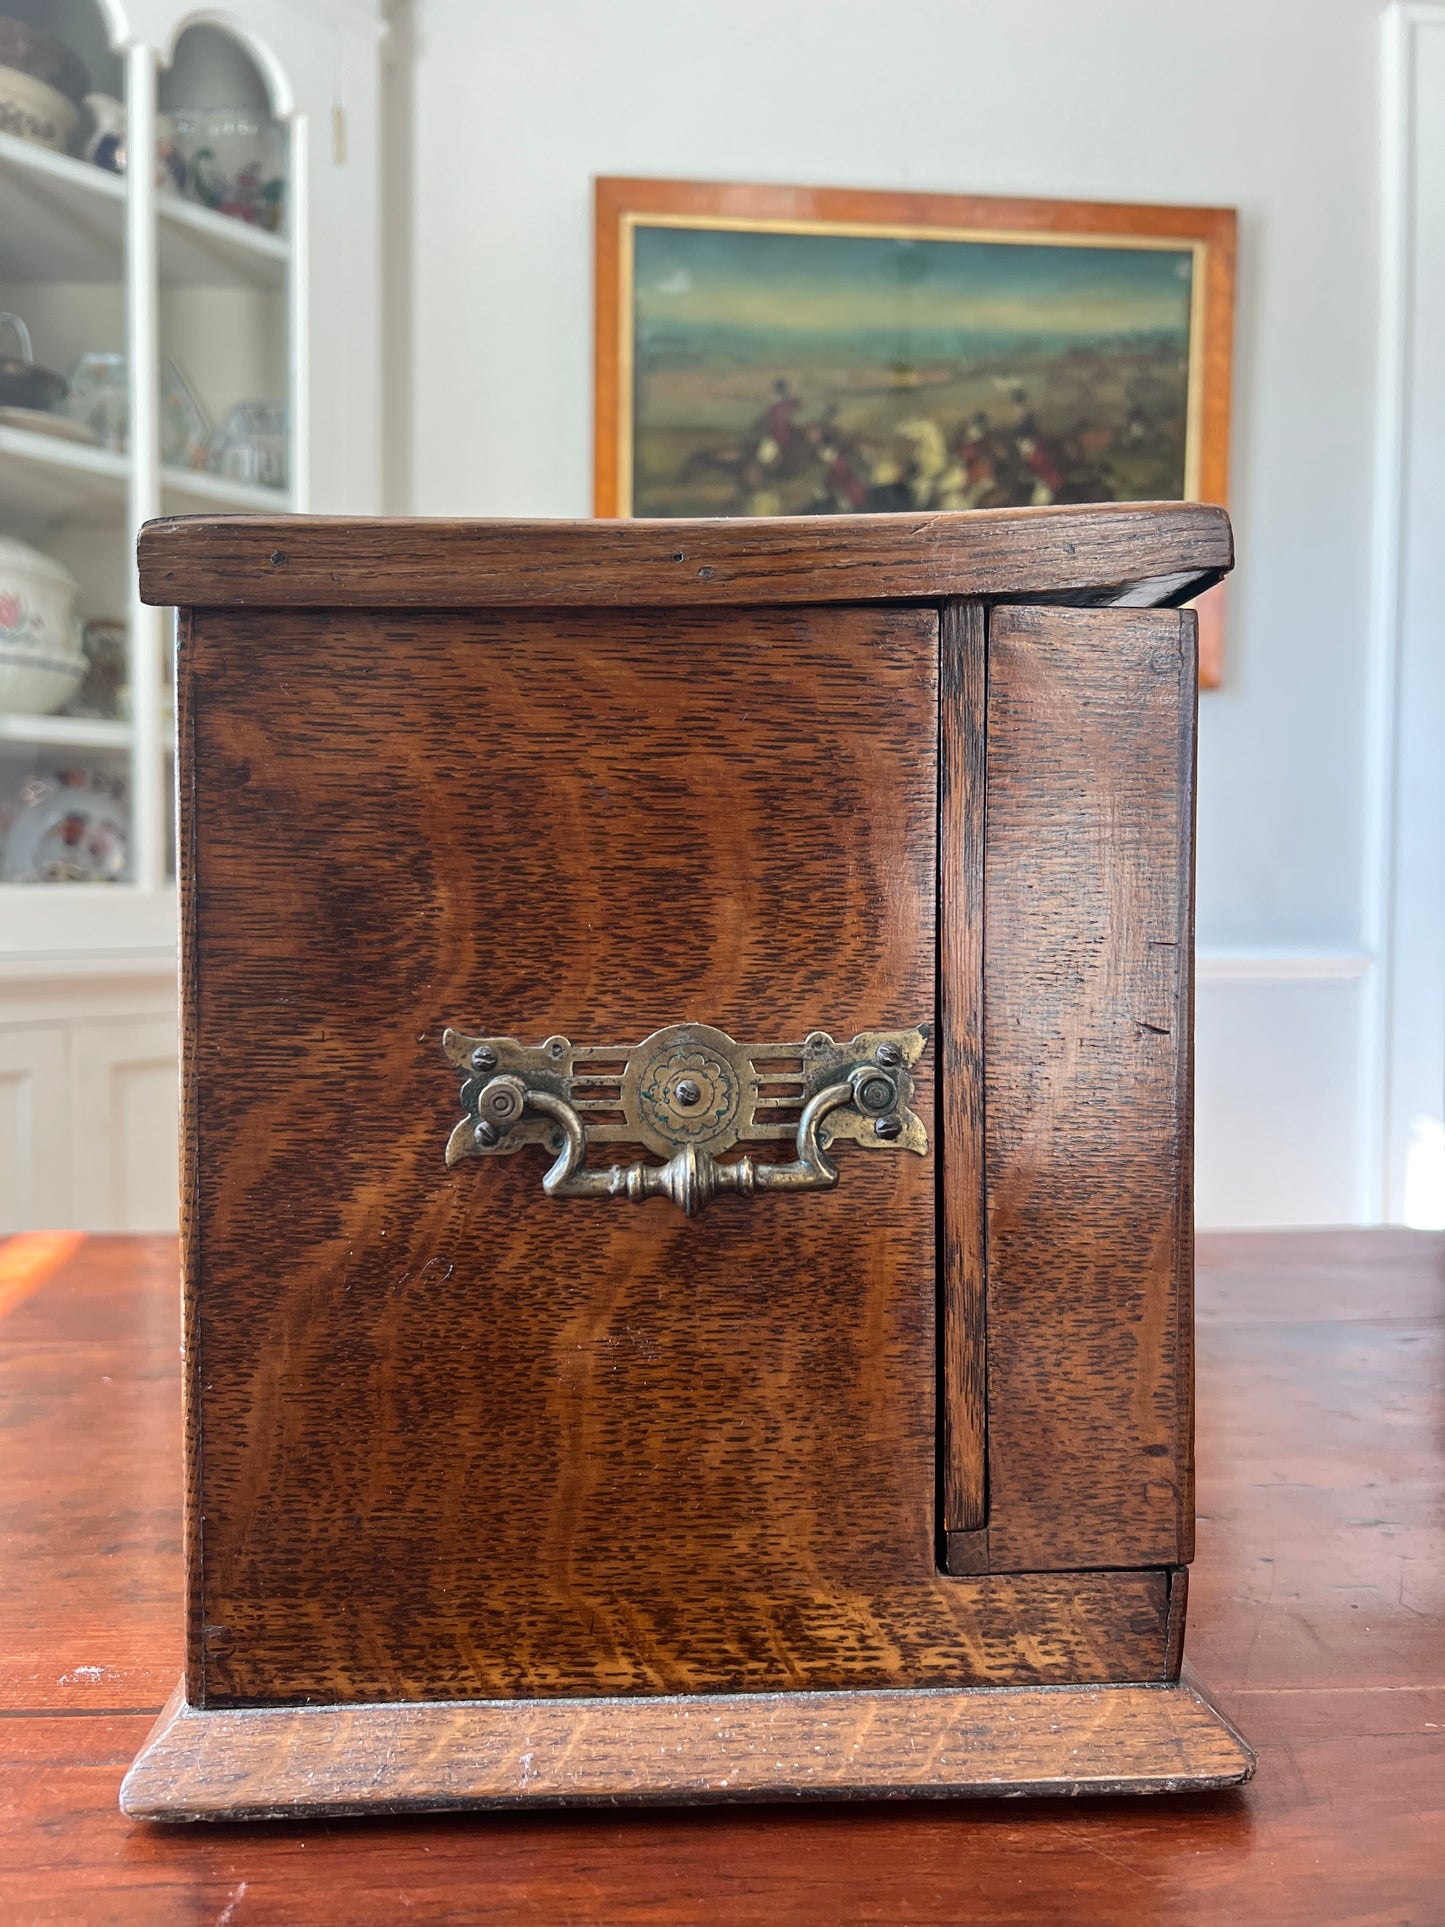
[1016,415,1066,505]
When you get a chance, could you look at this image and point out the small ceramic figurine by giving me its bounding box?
[80,92,125,171]
[170,107,287,229]
[80,92,186,189]
[155,113,185,192]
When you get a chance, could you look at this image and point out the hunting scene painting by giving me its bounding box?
[624,221,1198,521]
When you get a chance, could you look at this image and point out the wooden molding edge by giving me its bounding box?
[121,1676,1254,1822]
[135,503,1231,611]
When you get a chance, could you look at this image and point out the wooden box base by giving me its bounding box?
[121,1673,1253,1821]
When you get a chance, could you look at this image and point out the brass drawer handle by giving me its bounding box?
[442,1021,929,1217]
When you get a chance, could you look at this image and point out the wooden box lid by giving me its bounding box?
[138,501,1231,611]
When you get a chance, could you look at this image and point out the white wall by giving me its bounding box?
[396,0,1405,1227]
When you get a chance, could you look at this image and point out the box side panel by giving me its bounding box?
[980,603,1196,1572]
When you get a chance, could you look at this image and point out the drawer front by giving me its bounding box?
[184,601,974,1703]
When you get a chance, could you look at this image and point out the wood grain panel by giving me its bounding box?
[978,604,1196,1572]
[190,607,827,1695]
[938,601,987,1535]
[137,502,1232,611]
[121,1674,1252,1819]
[0,1237,182,1712]
[181,600,1189,1704]
[182,600,1188,1703]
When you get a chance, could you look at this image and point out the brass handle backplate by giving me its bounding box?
[441,1021,929,1217]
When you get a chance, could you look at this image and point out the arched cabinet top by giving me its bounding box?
[96,0,386,84]
[158,11,294,118]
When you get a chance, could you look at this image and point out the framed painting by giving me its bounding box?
[594,177,1236,683]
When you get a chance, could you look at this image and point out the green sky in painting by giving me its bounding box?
[634,222,1194,340]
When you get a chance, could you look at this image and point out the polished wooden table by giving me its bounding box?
[1,1230,1440,1922]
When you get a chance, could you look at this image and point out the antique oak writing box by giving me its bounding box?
[122,504,1254,1819]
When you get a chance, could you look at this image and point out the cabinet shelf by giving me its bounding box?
[0,428,294,526]
[0,881,179,965]
[0,131,290,294]
[158,196,289,292]
[0,715,134,751]
[0,424,128,528]
[160,466,292,513]
[0,132,125,283]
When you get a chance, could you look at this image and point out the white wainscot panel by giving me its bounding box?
[0,1026,72,1230]
[1195,972,1366,1229]
[70,1017,179,1233]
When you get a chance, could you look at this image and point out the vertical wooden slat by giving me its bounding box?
[1176,610,1200,1562]
[176,609,206,1707]
[939,600,988,1537]
[981,603,1195,1572]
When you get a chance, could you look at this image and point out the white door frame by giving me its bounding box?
[1366,3,1445,1224]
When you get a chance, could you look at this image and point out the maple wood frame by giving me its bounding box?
[593,176,1236,685]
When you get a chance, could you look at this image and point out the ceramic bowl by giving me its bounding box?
[0,18,89,102]
[0,536,84,715]
[169,107,287,231]
[0,62,79,151]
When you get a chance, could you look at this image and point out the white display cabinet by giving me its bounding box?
[0,0,384,1227]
